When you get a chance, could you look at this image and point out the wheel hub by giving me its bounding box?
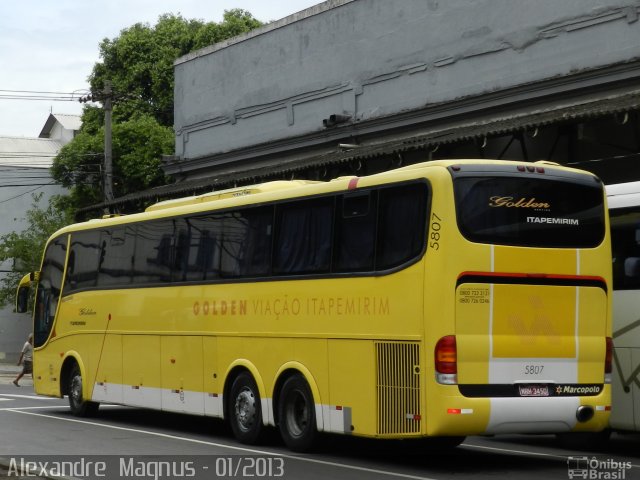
[235,388,256,431]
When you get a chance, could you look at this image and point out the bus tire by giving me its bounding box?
[68,364,99,417]
[228,372,263,444]
[278,375,318,452]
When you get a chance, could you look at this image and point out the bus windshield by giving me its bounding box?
[454,175,605,248]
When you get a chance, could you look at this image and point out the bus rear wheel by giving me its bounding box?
[278,375,318,452]
[68,364,99,417]
[229,372,263,444]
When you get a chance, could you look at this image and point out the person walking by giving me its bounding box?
[13,333,33,387]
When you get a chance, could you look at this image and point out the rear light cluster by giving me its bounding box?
[605,336,613,384]
[435,335,457,385]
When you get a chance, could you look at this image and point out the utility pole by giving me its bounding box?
[103,81,114,204]
[79,81,115,207]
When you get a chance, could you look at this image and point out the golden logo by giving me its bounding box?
[489,196,551,209]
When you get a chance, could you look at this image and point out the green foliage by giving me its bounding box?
[89,9,263,128]
[193,10,263,51]
[0,194,72,308]
[0,10,263,307]
[53,114,173,206]
[53,9,263,212]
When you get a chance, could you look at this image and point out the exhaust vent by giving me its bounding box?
[375,341,421,435]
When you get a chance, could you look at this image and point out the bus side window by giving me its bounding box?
[334,191,377,272]
[221,207,272,278]
[377,184,428,270]
[173,223,190,282]
[624,257,640,279]
[610,211,640,290]
[34,235,67,347]
[66,230,101,292]
[274,198,333,275]
[134,221,174,284]
[98,227,135,287]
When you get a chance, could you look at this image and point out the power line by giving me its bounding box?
[0,183,54,205]
[0,89,87,95]
[0,153,103,157]
[0,95,79,102]
[0,88,89,102]
[0,183,62,187]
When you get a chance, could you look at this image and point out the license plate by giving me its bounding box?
[518,385,549,397]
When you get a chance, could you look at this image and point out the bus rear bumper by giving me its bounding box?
[484,396,608,434]
[430,391,610,436]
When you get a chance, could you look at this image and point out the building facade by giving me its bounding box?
[152,0,640,200]
[0,113,77,362]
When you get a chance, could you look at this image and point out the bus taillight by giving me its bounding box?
[605,337,613,384]
[435,335,457,385]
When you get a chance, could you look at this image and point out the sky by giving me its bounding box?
[0,0,321,137]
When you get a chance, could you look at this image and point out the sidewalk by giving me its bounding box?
[0,363,33,387]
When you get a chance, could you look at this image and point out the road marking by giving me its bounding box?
[463,443,640,468]
[0,406,69,411]
[8,409,438,480]
[462,443,567,460]
[0,393,60,401]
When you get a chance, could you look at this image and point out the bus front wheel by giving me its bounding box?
[229,372,263,444]
[67,364,99,417]
[278,375,318,452]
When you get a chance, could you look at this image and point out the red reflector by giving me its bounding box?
[347,178,359,190]
[447,408,461,414]
[517,165,525,172]
[536,167,545,173]
[414,414,422,421]
[605,337,613,374]
[435,335,457,374]
[605,406,612,411]
[336,406,343,411]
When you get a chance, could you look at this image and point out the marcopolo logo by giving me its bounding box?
[567,456,632,479]
[555,384,602,396]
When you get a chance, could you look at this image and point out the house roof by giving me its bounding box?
[38,113,82,138]
[0,136,63,168]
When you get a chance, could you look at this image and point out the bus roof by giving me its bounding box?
[606,181,640,209]
[54,158,598,236]
[145,180,321,212]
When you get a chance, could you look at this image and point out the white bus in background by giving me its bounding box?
[606,181,640,434]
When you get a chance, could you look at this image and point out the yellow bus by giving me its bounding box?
[17,159,612,452]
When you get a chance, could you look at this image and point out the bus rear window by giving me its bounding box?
[454,176,605,248]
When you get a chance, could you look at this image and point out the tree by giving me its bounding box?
[0,10,263,305]
[52,10,263,212]
[52,113,174,208]
[0,194,72,308]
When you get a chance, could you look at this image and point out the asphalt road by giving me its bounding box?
[0,370,638,480]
